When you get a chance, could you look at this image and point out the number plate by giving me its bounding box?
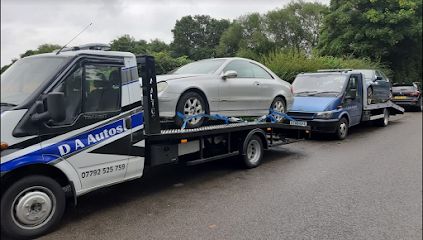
[290,120,307,127]
[394,96,407,99]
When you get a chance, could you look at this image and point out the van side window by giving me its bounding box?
[83,65,122,113]
[52,67,82,124]
[347,75,358,97]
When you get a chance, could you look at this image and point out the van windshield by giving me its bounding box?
[293,74,347,96]
[1,56,70,106]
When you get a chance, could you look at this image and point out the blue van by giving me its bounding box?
[287,70,404,140]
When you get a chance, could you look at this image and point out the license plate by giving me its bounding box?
[290,120,307,127]
[394,96,407,99]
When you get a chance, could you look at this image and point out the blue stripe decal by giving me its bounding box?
[1,112,144,173]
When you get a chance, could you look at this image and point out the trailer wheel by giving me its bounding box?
[334,117,349,140]
[241,135,264,168]
[375,108,389,127]
[1,175,66,239]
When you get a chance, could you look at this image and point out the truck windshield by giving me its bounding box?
[1,56,70,106]
[171,59,225,75]
[293,74,347,96]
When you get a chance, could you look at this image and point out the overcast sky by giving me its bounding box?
[1,0,328,65]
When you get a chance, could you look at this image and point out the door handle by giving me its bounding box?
[124,117,132,130]
[253,81,260,86]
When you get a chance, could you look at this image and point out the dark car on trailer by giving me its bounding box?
[391,82,422,111]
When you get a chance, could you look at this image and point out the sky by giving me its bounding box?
[1,0,329,66]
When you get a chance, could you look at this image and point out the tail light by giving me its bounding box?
[409,91,420,96]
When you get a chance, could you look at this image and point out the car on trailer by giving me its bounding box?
[156,57,294,128]
[288,69,404,140]
[0,45,309,239]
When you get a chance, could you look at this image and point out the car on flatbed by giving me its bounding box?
[391,82,422,111]
[157,57,293,128]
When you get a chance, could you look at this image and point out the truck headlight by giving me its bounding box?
[157,82,168,93]
[315,111,333,119]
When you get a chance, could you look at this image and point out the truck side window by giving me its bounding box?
[347,76,358,97]
[52,67,82,124]
[84,65,122,113]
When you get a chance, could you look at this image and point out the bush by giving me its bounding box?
[152,51,191,75]
[260,50,390,82]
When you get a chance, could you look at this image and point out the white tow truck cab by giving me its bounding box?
[0,44,309,239]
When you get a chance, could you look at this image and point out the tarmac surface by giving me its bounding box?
[37,112,422,240]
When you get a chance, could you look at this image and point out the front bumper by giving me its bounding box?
[305,119,340,133]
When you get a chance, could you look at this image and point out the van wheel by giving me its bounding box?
[1,175,66,239]
[375,108,389,127]
[241,135,264,168]
[175,91,209,128]
[334,117,348,140]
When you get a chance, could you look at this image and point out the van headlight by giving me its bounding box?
[157,82,168,93]
[315,111,333,119]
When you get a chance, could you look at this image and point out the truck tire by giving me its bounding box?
[334,117,348,140]
[175,91,208,128]
[375,108,389,127]
[241,135,264,168]
[1,175,66,239]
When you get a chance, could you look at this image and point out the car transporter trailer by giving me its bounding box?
[0,55,310,239]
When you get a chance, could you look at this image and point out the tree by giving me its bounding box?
[266,1,328,53]
[318,0,422,82]
[148,39,170,53]
[110,34,148,54]
[217,13,273,59]
[171,15,230,60]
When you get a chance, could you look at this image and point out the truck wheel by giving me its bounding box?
[375,108,389,127]
[175,91,208,128]
[1,175,66,239]
[241,135,264,168]
[334,117,348,140]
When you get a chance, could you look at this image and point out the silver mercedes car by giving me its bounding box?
[155,57,293,128]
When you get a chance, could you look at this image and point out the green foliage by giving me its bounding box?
[217,1,328,58]
[152,51,191,75]
[110,34,148,54]
[318,0,422,83]
[261,50,388,82]
[171,15,230,60]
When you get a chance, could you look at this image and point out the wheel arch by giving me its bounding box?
[176,88,211,113]
[339,112,350,125]
[1,164,71,196]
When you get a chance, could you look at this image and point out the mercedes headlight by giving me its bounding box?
[157,81,168,93]
[315,111,333,119]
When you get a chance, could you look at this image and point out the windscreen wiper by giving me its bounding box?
[309,91,340,96]
[295,91,318,95]
[0,102,17,107]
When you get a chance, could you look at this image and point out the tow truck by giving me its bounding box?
[0,44,309,239]
[288,69,404,139]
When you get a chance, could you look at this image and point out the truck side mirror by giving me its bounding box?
[31,92,66,122]
[47,92,66,122]
[222,70,237,80]
[374,76,383,81]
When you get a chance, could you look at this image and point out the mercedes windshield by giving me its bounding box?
[1,56,70,107]
[292,74,348,97]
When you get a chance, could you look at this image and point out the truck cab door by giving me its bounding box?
[39,58,133,191]
[343,74,363,126]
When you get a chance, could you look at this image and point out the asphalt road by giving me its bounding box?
[38,112,421,240]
